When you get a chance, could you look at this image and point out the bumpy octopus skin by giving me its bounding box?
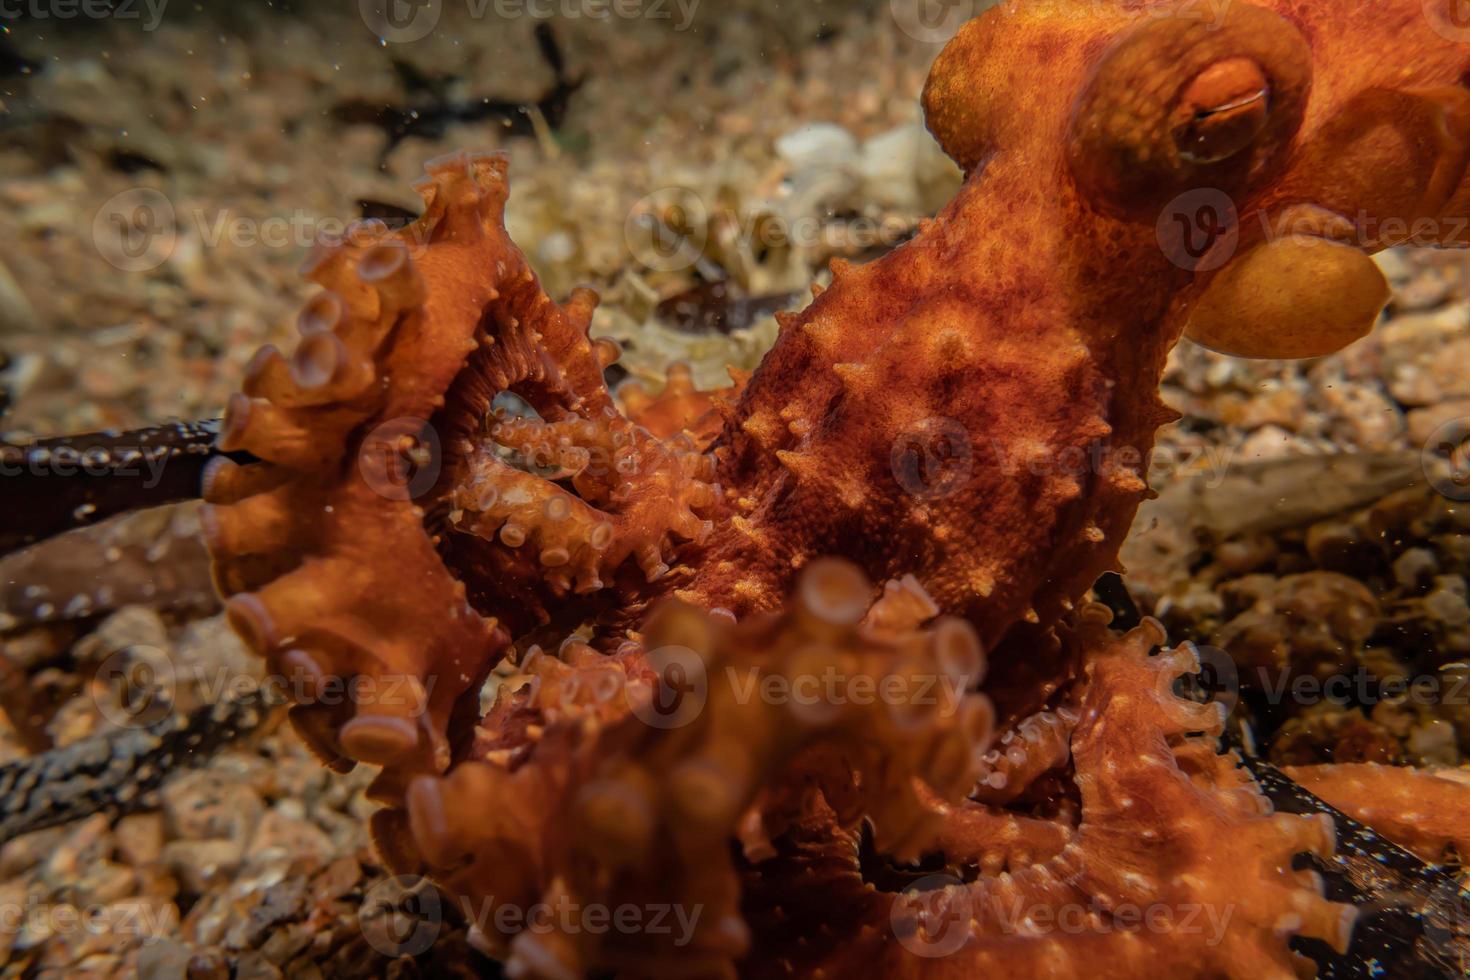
[1282,764,1470,864]
[741,614,1354,980]
[201,1,1470,977]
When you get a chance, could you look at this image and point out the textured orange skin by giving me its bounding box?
[201,2,1470,975]
[740,620,1353,980]
[1284,763,1470,863]
[681,0,1470,655]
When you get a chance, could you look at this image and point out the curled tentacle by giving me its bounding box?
[375,560,994,979]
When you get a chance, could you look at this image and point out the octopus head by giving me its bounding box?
[923,0,1470,359]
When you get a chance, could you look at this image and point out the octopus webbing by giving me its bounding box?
[198,1,1470,976]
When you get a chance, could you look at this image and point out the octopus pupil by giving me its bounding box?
[1174,57,1273,164]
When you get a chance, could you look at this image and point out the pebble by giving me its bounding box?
[114,813,166,867]
[1392,547,1438,591]
[1377,304,1470,405]
[137,938,194,980]
[1237,424,1305,462]
[224,878,306,951]
[72,606,171,664]
[161,771,265,843]
[1407,399,1470,445]
[1406,718,1459,766]
[1426,578,1470,626]
[774,122,859,173]
[1392,265,1454,312]
[161,839,246,895]
[1319,382,1403,450]
[246,808,335,876]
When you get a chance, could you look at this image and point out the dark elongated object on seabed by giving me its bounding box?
[0,420,253,558]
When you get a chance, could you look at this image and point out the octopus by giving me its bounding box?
[121,0,1470,976]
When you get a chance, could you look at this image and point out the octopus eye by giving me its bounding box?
[1172,57,1272,164]
[1067,5,1311,215]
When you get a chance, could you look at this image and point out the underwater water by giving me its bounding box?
[0,0,1468,977]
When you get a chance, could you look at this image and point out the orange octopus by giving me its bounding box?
[202,1,1470,976]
